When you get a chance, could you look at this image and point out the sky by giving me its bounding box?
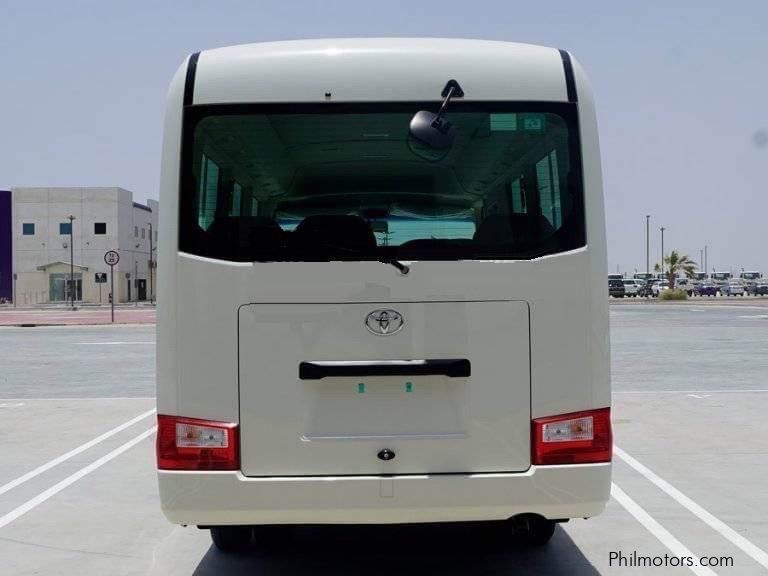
[1,1,766,274]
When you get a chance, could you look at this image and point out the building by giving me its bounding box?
[0,190,11,302]
[11,187,158,305]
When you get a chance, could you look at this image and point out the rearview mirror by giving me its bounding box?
[409,110,457,150]
[408,79,464,151]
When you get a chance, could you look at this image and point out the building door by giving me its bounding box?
[66,277,82,302]
[127,278,131,302]
[137,279,147,301]
[50,274,66,302]
[50,273,82,302]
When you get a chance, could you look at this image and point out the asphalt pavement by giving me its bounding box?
[0,304,767,574]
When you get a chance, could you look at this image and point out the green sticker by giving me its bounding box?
[358,383,365,394]
[405,381,413,393]
[521,113,546,132]
[490,113,517,131]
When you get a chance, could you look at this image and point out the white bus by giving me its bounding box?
[156,39,612,552]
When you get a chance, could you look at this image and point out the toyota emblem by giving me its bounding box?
[365,309,405,336]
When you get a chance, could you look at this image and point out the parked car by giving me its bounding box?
[642,279,658,297]
[651,280,669,297]
[622,279,642,297]
[748,280,768,296]
[609,278,625,298]
[636,280,654,297]
[721,279,748,297]
[676,278,697,296]
[694,281,719,297]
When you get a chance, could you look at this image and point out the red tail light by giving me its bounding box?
[157,415,239,470]
[532,407,612,465]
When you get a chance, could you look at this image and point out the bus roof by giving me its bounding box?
[190,39,575,105]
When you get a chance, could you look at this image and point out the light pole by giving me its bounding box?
[134,243,140,306]
[704,245,708,276]
[660,227,665,279]
[645,215,650,280]
[68,215,76,310]
[147,222,154,304]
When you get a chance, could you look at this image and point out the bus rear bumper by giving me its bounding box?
[158,463,611,526]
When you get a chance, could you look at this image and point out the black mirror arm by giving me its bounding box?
[435,79,465,121]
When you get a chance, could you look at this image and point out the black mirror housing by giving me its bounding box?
[409,111,457,150]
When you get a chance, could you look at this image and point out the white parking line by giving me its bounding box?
[615,446,768,570]
[616,390,768,394]
[0,427,156,530]
[0,408,155,497]
[611,483,718,576]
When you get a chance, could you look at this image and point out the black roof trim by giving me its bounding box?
[183,52,200,107]
[133,202,152,213]
[558,49,578,103]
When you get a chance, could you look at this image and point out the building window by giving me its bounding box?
[59,222,72,235]
[94,222,107,235]
[141,228,145,239]
[22,223,35,235]
[134,225,138,237]
[155,230,158,241]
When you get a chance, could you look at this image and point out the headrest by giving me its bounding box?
[295,215,377,251]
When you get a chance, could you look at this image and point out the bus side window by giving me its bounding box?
[230,182,242,217]
[536,150,560,228]
[198,154,220,230]
[509,178,527,214]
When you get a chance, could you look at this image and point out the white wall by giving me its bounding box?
[11,187,158,304]
[117,191,159,302]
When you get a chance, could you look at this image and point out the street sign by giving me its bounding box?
[95,273,107,284]
[104,250,120,266]
[103,250,119,323]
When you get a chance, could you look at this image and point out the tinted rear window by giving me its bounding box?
[180,103,584,262]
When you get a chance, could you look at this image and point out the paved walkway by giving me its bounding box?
[0,306,156,326]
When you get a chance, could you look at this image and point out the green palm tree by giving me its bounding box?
[664,250,697,289]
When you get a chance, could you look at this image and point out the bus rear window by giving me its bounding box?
[179,103,584,262]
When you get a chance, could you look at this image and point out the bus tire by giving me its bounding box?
[210,526,253,553]
[510,514,556,546]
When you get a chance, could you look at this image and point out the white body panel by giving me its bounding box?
[159,464,610,525]
[239,301,531,476]
[194,39,568,104]
[156,39,611,526]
